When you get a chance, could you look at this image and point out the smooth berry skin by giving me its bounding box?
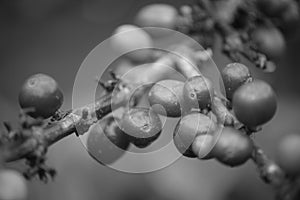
[212,127,253,167]
[87,117,130,165]
[148,80,184,117]
[111,24,153,63]
[251,27,286,59]
[221,63,251,100]
[232,80,277,128]
[277,134,300,176]
[0,169,27,200]
[120,107,162,148]
[173,112,216,158]
[19,73,63,119]
[192,134,215,160]
[135,4,178,37]
[183,76,214,111]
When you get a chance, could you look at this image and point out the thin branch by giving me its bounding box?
[2,81,134,163]
[251,143,286,187]
[250,143,298,200]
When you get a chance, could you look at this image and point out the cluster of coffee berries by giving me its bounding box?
[143,61,277,167]
[83,3,179,163]
[15,3,289,169]
[15,61,300,177]
[90,60,277,167]
[10,0,300,190]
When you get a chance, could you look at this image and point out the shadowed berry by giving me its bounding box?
[148,79,184,117]
[192,134,215,160]
[87,117,130,165]
[251,27,286,59]
[221,63,252,100]
[183,76,214,111]
[120,107,162,148]
[212,127,253,167]
[173,112,216,158]
[19,73,63,119]
[232,80,277,128]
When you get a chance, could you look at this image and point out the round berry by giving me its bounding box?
[19,73,63,119]
[183,76,214,111]
[111,24,153,63]
[276,134,300,176]
[120,107,162,148]
[232,80,277,128]
[192,134,215,160]
[148,80,184,117]
[251,27,286,58]
[221,63,252,100]
[173,112,216,158]
[135,4,178,37]
[212,127,253,167]
[0,169,27,200]
[87,117,130,165]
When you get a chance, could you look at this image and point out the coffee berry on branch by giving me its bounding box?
[0,1,300,200]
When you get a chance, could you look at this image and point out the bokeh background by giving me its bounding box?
[0,0,300,200]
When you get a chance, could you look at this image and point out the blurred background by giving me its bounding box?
[0,0,300,200]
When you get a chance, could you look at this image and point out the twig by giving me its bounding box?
[2,81,134,163]
[250,143,296,200]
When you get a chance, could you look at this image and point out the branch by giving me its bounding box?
[251,143,286,187]
[250,143,300,200]
[2,82,133,163]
